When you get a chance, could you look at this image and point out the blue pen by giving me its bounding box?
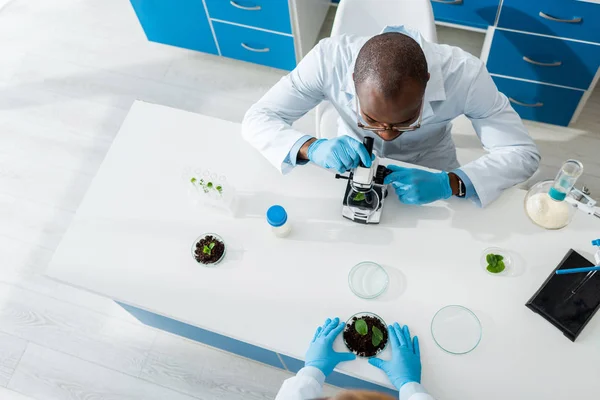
[556,265,600,275]
[556,239,600,275]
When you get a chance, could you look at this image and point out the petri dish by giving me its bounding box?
[431,305,482,355]
[348,262,389,299]
[191,233,226,267]
[343,312,388,358]
[480,247,513,276]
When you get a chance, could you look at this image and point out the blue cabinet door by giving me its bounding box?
[431,0,501,29]
[498,0,600,44]
[205,0,292,34]
[492,76,583,126]
[129,0,218,54]
[213,21,296,70]
[487,30,600,90]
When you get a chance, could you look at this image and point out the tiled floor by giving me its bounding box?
[0,1,598,399]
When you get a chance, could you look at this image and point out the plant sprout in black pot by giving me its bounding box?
[192,233,226,266]
[343,312,388,357]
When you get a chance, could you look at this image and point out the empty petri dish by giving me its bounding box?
[348,262,389,299]
[431,305,482,355]
[480,247,513,276]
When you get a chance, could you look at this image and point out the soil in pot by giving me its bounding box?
[343,315,388,357]
[194,235,225,264]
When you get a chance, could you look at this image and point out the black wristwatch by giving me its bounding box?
[456,175,466,198]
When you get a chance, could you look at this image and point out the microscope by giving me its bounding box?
[335,137,392,224]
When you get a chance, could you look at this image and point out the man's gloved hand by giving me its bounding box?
[305,317,356,376]
[368,323,421,390]
[384,165,452,205]
[308,137,372,174]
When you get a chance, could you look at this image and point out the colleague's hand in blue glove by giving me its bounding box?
[384,165,452,205]
[369,323,421,390]
[308,136,372,173]
[305,317,356,376]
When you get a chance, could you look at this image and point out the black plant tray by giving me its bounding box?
[526,249,600,341]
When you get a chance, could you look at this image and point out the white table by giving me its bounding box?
[47,101,600,400]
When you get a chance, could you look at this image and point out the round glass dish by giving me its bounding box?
[191,233,226,266]
[431,305,482,355]
[348,262,389,299]
[480,247,513,276]
[343,312,388,358]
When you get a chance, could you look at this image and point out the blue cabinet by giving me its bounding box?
[205,0,292,34]
[487,30,600,90]
[431,0,501,29]
[498,0,600,44]
[129,0,218,54]
[493,76,584,126]
[213,21,296,70]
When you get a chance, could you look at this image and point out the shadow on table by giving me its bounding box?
[446,193,540,242]
[372,265,407,302]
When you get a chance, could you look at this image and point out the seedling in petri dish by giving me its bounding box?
[486,253,506,273]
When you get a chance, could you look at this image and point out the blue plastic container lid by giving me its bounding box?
[548,187,566,201]
[267,205,287,227]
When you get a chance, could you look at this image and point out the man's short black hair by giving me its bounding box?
[353,32,429,98]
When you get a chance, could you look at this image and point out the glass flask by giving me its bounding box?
[346,182,380,218]
[524,160,583,230]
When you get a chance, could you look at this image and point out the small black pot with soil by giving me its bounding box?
[192,233,226,266]
[343,312,388,358]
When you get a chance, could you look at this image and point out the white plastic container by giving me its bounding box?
[267,205,292,238]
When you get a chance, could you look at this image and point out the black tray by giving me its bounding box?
[526,249,600,341]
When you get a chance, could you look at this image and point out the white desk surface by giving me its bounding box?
[47,101,600,399]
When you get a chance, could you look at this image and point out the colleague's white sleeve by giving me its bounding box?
[242,41,328,174]
[275,367,325,400]
[400,382,437,400]
[458,60,540,207]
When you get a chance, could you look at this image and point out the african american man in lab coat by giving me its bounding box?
[242,26,540,207]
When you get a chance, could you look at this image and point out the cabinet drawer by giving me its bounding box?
[213,21,296,70]
[205,0,292,34]
[431,0,500,29]
[498,0,600,43]
[492,76,583,126]
[487,30,600,90]
[129,0,218,54]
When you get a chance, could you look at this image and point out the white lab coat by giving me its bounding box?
[275,367,436,400]
[242,26,540,207]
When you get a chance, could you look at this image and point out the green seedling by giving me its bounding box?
[355,319,368,336]
[191,177,224,195]
[371,326,384,347]
[353,192,366,202]
[203,242,216,256]
[486,253,506,273]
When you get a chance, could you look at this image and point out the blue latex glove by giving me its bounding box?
[384,165,452,205]
[308,137,372,174]
[305,317,356,376]
[369,323,421,390]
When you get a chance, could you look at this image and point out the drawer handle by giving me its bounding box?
[230,1,261,11]
[539,11,582,24]
[241,43,270,53]
[523,56,562,67]
[431,0,463,4]
[509,97,544,108]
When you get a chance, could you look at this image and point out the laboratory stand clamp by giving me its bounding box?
[335,137,392,224]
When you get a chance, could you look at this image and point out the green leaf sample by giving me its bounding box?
[372,326,384,347]
[355,319,368,336]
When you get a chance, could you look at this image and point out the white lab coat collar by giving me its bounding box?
[341,25,446,120]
